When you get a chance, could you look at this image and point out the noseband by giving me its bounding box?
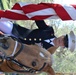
[0,34,46,73]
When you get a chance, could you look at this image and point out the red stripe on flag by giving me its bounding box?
[0,10,4,18]
[30,15,53,20]
[0,2,75,20]
[71,4,76,9]
[13,3,72,20]
[4,10,29,20]
[12,3,22,10]
[21,3,50,14]
[41,3,72,20]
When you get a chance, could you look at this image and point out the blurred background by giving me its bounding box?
[1,0,76,75]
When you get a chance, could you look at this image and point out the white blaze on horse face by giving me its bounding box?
[39,52,45,57]
[10,41,18,56]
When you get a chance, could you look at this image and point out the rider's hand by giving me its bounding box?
[0,31,4,35]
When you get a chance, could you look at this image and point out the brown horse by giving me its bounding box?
[0,36,55,75]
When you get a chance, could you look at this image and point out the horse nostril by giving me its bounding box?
[32,61,36,67]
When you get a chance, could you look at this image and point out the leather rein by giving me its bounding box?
[0,34,46,73]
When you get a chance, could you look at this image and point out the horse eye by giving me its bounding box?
[32,61,36,67]
[2,43,9,50]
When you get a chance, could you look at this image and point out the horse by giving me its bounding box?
[0,35,55,75]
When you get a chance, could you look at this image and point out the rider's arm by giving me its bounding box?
[35,20,49,29]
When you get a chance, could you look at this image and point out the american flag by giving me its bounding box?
[0,2,76,21]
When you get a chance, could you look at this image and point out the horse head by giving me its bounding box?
[0,35,55,75]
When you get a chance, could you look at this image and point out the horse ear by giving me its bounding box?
[43,64,55,75]
[48,66,55,75]
[47,47,58,54]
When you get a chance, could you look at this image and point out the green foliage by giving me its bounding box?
[0,0,11,9]
[53,50,76,72]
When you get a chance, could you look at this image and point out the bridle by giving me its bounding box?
[0,34,46,73]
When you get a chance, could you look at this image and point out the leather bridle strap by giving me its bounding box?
[12,43,24,58]
[6,57,46,73]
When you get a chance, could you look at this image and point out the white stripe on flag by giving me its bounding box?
[26,8,56,18]
[8,10,25,15]
[62,4,76,20]
[47,15,60,19]
[18,2,33,7]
